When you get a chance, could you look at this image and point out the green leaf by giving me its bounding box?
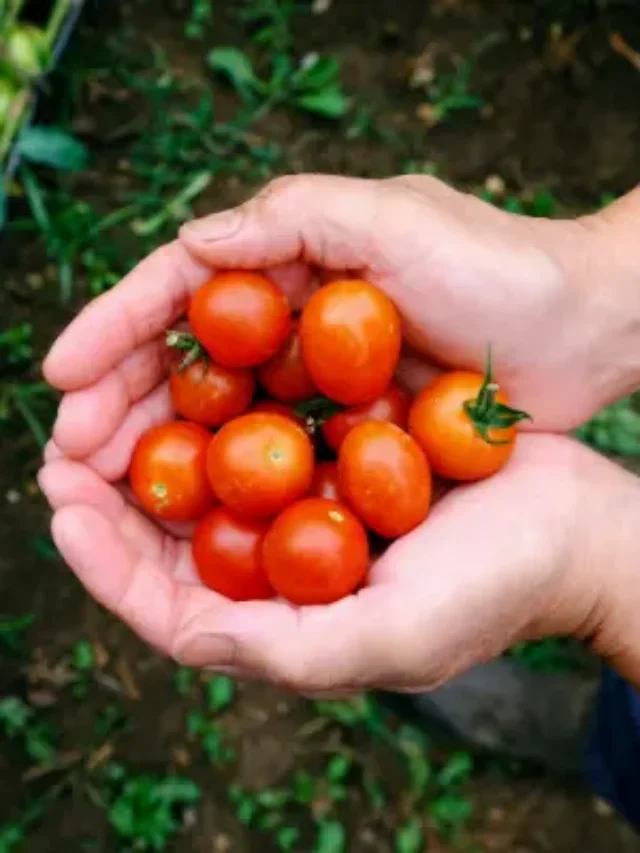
[429,793,472,828]
[72,640,95,672]
[157,776,201,804]
[276,826,301,851]
[207,48,262,95]
[326,754,351,782]
[315,820,346,853]
[296,89,349,119]
[295,56,340,92]
[206,675,235,713]
[395,818,424,853]
[438,751,473,788]
[17,127,88,171]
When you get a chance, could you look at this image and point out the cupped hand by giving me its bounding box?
[38,174,640,693]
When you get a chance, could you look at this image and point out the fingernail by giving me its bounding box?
[175,633,237,668]
[180,208,244,243]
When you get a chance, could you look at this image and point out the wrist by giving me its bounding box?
[574,190,640,405]
[575,447,640,688]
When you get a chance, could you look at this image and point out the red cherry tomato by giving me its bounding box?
[207,413,314,518]
[170,358,255,428]
[263,498,370,605]
[192,507,273,601]
[299,279,401,405]
[409,372,522,481]
[251,400,307,429]
[188,271,291,368]
[321,380,411,451]
[338,421,431,538]
[258,321,317,403]
[129,421,214,522]
[309,461,341,501]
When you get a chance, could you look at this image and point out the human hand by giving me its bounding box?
[39,174,640,692]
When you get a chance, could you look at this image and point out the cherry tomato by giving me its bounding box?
[409,371,524,481]
[251,400,307,429]
[188,271,291,368]
[338,421,431,538]
[300,279,401,405]
[170,358,255,428]
[258,321,317,403]
[207,413,314,518]
[263,498,369,605]
[321,380,411,452]
[309,461,341,501]
[192,507,273,601]
[129,421,214,522]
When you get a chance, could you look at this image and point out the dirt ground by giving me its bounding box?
[2,0,640,850]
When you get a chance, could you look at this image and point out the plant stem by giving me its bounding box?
[44,0,73,52]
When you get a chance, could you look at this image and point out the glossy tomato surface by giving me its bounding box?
[258,321,317,403]
[309,461,341,501]
[299,279,401,405]
[188,271,291,368]
[263,498,369,605]
[251,400,307,428]
[207,413,314,518]
[170,358,255,428]
[338,421,431,538]
[409,372,515,481]
[129,421,214,522]
[321,380,411,451]
[192,507,273,601]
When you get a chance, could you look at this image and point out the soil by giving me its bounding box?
[1,0,640,850]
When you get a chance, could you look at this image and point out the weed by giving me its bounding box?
[205,674,236,713]
[0,611,34,655]
[395,817,424,853]
[0,695,57,765]
[100,764,201,851]
[0,323,33,365]
[187,710,234,765]
[576,395,640,458]
[185,0,213,40]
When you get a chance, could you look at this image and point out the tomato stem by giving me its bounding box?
[166,330,206,372]
[463,345,532,445]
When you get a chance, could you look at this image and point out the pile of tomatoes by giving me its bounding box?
[130,272,529,606]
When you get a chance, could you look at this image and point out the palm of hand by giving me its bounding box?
[39,175,599,693]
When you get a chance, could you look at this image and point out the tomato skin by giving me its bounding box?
[188,271,291,368]
[258,321,317,403]
[409,372,516,481]
[263,498,369,605]
[207,413,314,518]
[251,400,306,429]
[338,422,431,538]
[321,380,411,452]
[170,358,255,428]
[129,421,215,522]
[300,279,401,405]
[192,507,273,601]
[309,461,341,501]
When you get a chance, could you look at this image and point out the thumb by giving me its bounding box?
[179,174,384,271]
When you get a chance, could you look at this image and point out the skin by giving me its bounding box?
[169,358,255,428]
[38,176,640,695]
[299,279,402,405]
[129,421,214,522]
[409,372,515,481]
[338,422,432,538]
[188,270,291,368]
[263,498,370,606]
[322,380,411,452]
[206,412,315,518]
[192,507,272,602]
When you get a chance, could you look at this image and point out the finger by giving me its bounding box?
[172,584,436,694]
[39,459,197,583]
[179,175,385,273]
[396,353,441,395]
[81,382,172,482]
[43,241,211,392]
[51,504,219,652]
[52,337,171,459]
